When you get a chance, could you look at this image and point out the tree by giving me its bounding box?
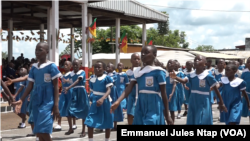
[2,51,7,59]
[157,11,169,35]
[195,45,214,52]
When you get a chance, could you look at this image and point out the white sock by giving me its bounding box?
[105,138,109,141]
[89,138,93,141]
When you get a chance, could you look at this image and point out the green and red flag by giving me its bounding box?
[89,18,97,37]
[119,30,128,53]
[147,37,153,45]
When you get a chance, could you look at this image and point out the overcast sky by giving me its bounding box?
[1,0,250,59]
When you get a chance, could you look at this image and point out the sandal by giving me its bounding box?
[65,130,74,135]
[80,132,86,138]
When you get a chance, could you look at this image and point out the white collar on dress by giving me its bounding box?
[70,70,84,77]
[118,72,125,75]
[134,65,165,78]
[90,74,107,83]
[221,77,243,87]
[214,69,225,75]
[242,68,250,73]
[126,69,133,76]
[190,70,209,79]
[64,72,71,77]
[32,61,54,69]
[235,70,242,75]
[183,69,194,75]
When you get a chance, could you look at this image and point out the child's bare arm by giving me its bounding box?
[242,90,250,110]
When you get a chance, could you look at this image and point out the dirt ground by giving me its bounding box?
[1,113,68,131]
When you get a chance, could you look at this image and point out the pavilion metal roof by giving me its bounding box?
[1,0,168,31]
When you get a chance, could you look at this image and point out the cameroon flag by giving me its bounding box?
[89,18,97,37]
[147,37,153,45]
[120,30,128,53]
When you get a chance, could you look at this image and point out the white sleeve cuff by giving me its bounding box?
[52,73,62,80]
[241,87,246,91]
[78,76,83,79]
[106,83,113,88]
[126,82,130,85]
[90,88,93,91]
[28,77,35,82]
[159,82,166,85]
[131,79,136,81]
[210,82,218,88]
[20,84,24,86]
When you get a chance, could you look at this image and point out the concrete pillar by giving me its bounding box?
[88,13,93,68]
[51,1,59,66]
[245,38,250,51]
[40,24,44,42]
[70,27,75,62]
[8,19,13,62]
[142,23,147,46]
[47,7,52,60]
[81,3,88,69]
[0,0,2,78]
[115,18,120,67]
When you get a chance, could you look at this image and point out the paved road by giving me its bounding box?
[1,105,249,141]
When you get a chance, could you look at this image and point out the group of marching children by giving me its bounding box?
[3,42,250,141]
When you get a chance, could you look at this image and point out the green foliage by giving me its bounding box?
[60,11,190,58]
[2,51,7,59]
[195,45,214,52]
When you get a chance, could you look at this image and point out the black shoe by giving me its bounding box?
[26,134,35,137]
[182,111,187,116]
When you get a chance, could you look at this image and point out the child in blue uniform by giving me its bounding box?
[233,61,242,78]
[170,55,228,125]
[206,59,216,104]
[166,60,178,123]
[174,61,186,119]
[13,42,61,141]
[214,59,225,104]
[111,45,173,125]
[241,57,250,123]
[56,61,75,135]
[85,61,114,141]
[116,63,129,110]
[125,53,141,125]
[64,59,90,137]
[106,62,123,130]
[238,59,245,70]
[182,61,194,116]
[218,64,250,125]
[13,68,28,128]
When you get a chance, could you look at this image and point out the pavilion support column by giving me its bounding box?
[40,24,44,42]
[47,7,52,60]
[115,18,120,67]
[0,0,2,78]
[88,13,92,68]
[81,2,88,76]
[142,22,147,47]
[51,1,59,66]
[8,19,13,62]
[70,27,75,62]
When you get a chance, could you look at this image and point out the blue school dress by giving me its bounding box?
[84,74,114,129]
[207,68,215,104]
[115,72,129,109]
[214,69,225,102]
[132,66,166,125]
[108,71,123,122]
[126,69,138,116]
[14,81,27,114]
[28,61,62,134]
[219,77,246,125]
[166,71,178,111]
[241,68,250,117]
[186,70,218,125]
[68,70,89,119]
[28,83,35,124]
[183,69,195,105]
[176,71,186,111]
[239,64,245,70]
[59,72,73,117]
[89,75,95,102]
